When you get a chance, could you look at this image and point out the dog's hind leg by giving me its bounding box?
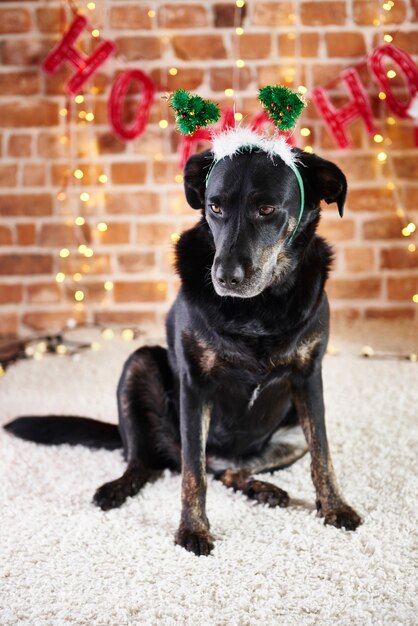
[93,346,180,511]
[215,468,290,507]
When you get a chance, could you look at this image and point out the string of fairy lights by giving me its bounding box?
[54,0,417,316]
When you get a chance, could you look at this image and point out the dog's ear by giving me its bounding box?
[296,151,347,217]
[183,149,214,209]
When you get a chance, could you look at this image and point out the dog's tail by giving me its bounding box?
[3,415,122,450]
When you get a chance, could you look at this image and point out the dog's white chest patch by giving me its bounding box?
[248,384,261,409]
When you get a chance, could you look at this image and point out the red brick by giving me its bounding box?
[172,35,226,60]
[320,121,364,150]
[114,281,167,303]
[403,188,418,212]
[2,38,54,66]
[278,33,320,58]
[393,156,418,180]
[330,308,361,322]
[37,132,67,159]
[317,218,355,241]
[301,2,346,25]
[214,3,246,27]
[387,275,418,300]
[253,3,294,25]
[98,223,130,245]
[0,284,22,304]
[65,282,108,304]
[9,134,32,157]
[234,34,271,60]
[0,226,13,245]
[327,278,381,299]
[27,283,61,305]
[0,254,53,276]
[0,71,40,95]
[160,4,208,28]
[23,164,46,187]
[150,68,204,92]
[111,162,147,185]
[97,133,127,155]
[0,194,52,217]
[380,248,418,270]
[332,156,375,182]
[353,0,406,24]
[312,63,346,86]
[325,32,366,57]
[345,247,375,272]
[39,224,80,247]
[136,223,176,246]
[22,311,87,332]
[210,66,252,92]
[110,5,152,29]
[347,188,396,212]
[384,30,418,55]
[36,8,60,33]
[115,37,162,61]
[117,252,155,273]
[17,224,36,246]
[0,9,31,33]
[0,101,58,128]
[94,311,157,326]
[59,255,111,276]
[0,313,18,337]
[106,192,159,214]
[363,216,404,240]
[365,307,415,320]
[0,165,17,187]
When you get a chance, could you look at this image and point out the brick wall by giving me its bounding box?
[0,0,417,336]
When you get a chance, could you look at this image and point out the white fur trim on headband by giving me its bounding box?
[211,127,297,167]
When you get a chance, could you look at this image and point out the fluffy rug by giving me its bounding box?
[1,321,417,626]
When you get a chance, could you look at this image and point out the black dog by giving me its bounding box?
[5,146,362,556]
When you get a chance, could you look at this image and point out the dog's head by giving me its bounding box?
[184,148,346,298]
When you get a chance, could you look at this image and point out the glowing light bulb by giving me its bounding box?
[159,119,168,129]
[84,248,94,258]
[98,174,108,183]
[384,34,393,43]
[387,70,397,79]
[97,222,108,232]
[408,244,416,253]
[59,248,70,258]
[377,152,387,162]
[74,169,84,179]
[236,59,245,68]
[85,112,95,121]
[412,294,418,303]
[378,91,386,100]
[148,10,156,17]
[407,222,416,233]
[401,227,411,237]
[234,112,243,121]
[102,328,114,340]
[73,273,82,282]
[224,88,234,97]
[78,244,87,254]
[104,281,114,291]
[175,174,183,183]
[121,328,135,341]
[298,85,308,95]
[80,192,90,202]
[75,216,85,226]
[59,108,68,117]
[75,95,84,104]
[236,0,245,7]
[74,290,85,302]
[373,134,384,143]
[87,1,96,9]
[55,272,65,283]
[235,27,244,35]
[168,67,178,76]
[171,232,181,244]
[57,191,66,201]
[91,29,100,38]
[304,146,313,153]
[300,127,311,137]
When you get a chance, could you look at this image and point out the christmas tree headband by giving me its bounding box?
[169,85,306,244]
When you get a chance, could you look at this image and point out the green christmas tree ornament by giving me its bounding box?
[258,85,306,131]
[168,89,221,135]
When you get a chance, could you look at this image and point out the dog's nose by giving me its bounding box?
[215,264,245,289]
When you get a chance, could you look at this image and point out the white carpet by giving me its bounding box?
[1,322,417,626]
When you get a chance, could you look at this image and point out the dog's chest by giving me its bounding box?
[183,330,321,380]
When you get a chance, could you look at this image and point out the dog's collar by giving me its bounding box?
[205,129,305,245]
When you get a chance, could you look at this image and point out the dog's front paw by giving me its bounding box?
[93,479,129,511]
[244,479,289,508]
[175,526,214,556]
[321,503,363,531]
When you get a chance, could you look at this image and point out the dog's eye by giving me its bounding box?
[258,206,275,216]
[209,204,222,215]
